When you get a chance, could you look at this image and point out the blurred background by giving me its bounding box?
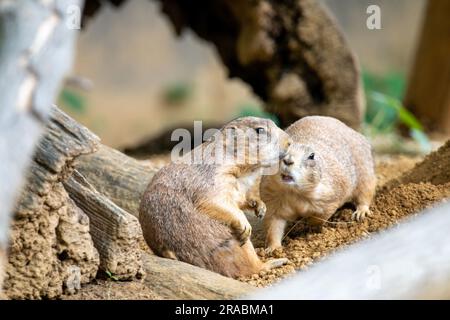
[60,0,442,152]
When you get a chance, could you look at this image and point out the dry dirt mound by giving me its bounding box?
[396,140,450,186]
[241,146,450,287]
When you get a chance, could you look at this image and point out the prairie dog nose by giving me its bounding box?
[282,155,294,166]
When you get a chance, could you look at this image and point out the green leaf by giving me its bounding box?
[105,270,119,281]
[163,82,192,104]
[365,91,398,131]
[384,72,406,100]
[362,70,406,100]
[369,91,423,130]
[60,89,86,113]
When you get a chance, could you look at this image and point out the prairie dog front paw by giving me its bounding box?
[248,199,267,219]
[232,217,252,246]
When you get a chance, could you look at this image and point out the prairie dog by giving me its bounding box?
[139,117,292,278]
[261,116,376,252]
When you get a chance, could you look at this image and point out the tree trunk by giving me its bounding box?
[159,0,364,128]
[82,0,364,129]
[0,0,83,295]
[404,0,450,135]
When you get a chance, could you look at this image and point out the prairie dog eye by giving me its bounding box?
[255,127,266,134]
[308,153,315,160]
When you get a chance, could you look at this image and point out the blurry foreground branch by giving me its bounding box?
[0,0,83,296]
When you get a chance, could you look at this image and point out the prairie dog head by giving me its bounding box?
[278,143,321,191]
[211,117,291,167]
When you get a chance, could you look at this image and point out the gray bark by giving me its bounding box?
[64,171,144,279]
[0,0,83,292]
[76,145,159,217]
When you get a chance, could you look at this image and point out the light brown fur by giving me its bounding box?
[261,116,376,252]
[139,117,291,278]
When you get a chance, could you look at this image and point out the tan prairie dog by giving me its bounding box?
[261,116,377,252]
[139,117,292,278]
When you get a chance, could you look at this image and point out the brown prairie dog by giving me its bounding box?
[139,117,292,278]
[261,116,376,252]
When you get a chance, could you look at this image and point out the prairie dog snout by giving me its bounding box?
[279,144,320,189]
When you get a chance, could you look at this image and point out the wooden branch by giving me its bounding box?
[75,145,159,217]
[142,253,255,299]
[81,0,363,129]
[16,107,100,216]
[0,0,84,294]
[251,202,450,299]
[157,0,364,129]
[404,0,450,134]
[64,171,144,279]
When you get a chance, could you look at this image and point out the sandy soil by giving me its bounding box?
[64,153,450,299]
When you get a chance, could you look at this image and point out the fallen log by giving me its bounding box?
[64,171,144,280]
[5,106,100,299]
[82,0,363,129]
[158,0,364,129]
[142,253,255,299]
[75,145,160,217]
